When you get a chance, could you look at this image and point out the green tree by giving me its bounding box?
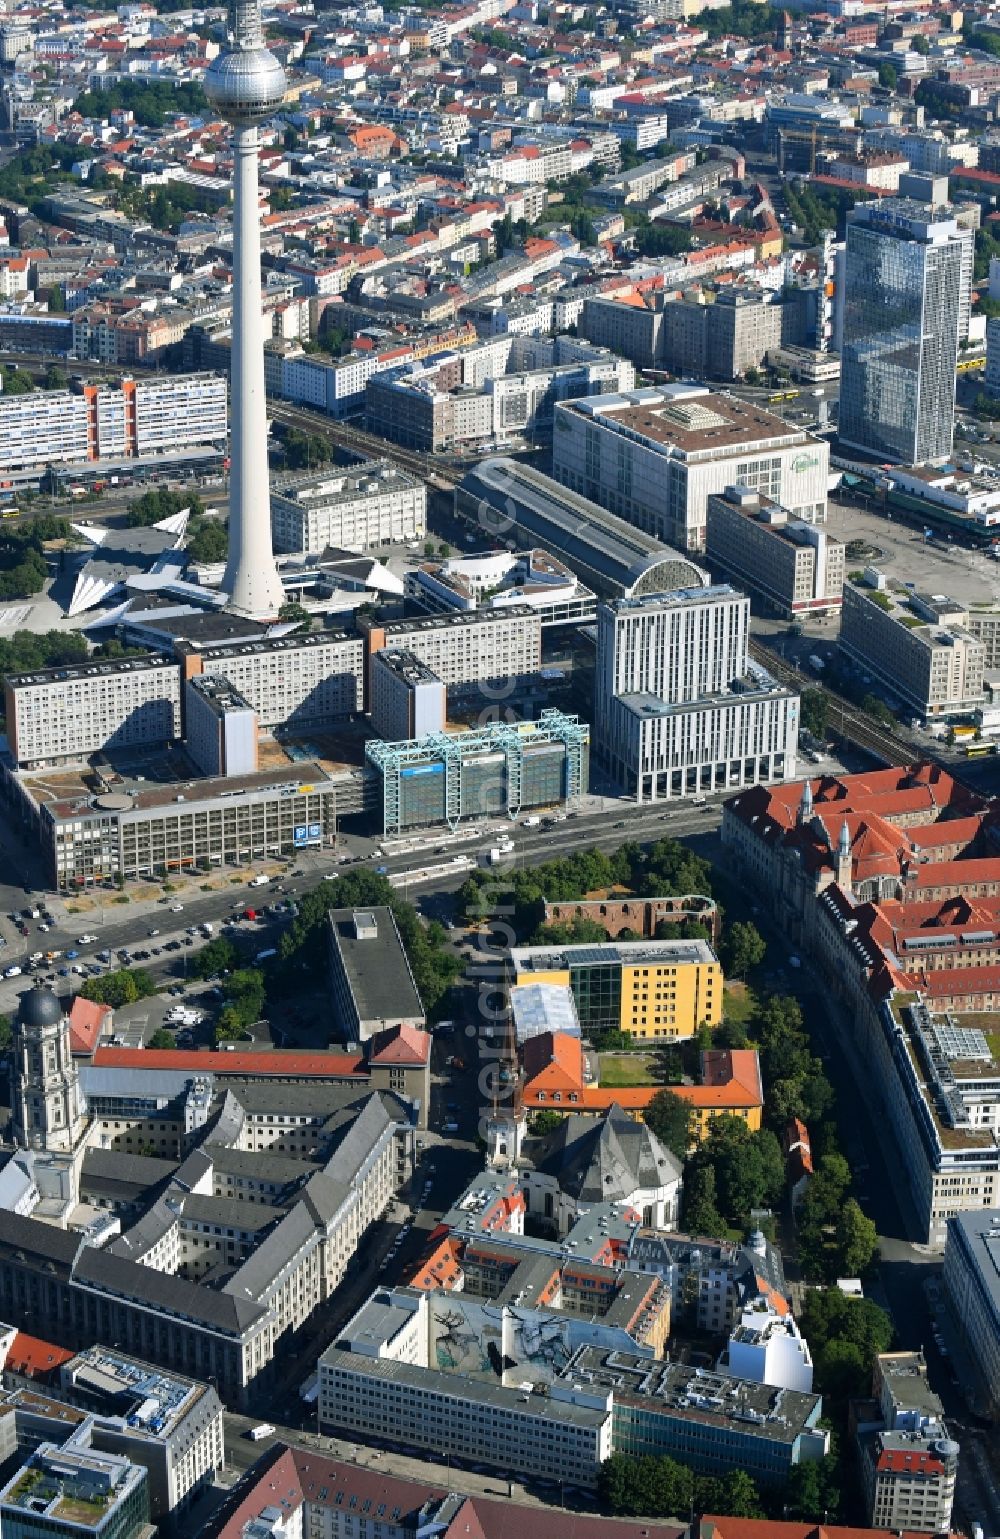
[80,968,156,1007]
[878,60,898,89]
[529,1109,564,1135]
[223,967,266,1027]
[681,1163,727,1237]
[599,1452,693,1517]
[800,687,828,739]
[786,1452,842,1521]
[643,1089,693,1159]
[186,517,228,564]
[719,920,766,978]
[0,1014,11,1049]
[694,1116,785,1227]
[3,367,34,396]
[192,936,238,979]
[74,78,208,129]
[215,1007,245,1044]
[714,1468,764,1518]
[836,1197,879,1276]
[43,363,68,391]
[533,916,610,945]
[281,428,330,471]
[147,1028,176,1049]
[126,488,204,528]
[912,31,930,52]
[798,1288,893,1392]
[278,600,310,627]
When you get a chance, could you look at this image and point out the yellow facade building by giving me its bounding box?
[508,938,722,1042]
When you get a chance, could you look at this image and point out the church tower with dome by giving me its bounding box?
[13,987,87,1153]
[10,987,90,1224]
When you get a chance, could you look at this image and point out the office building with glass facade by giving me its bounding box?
[839,200,965,467]
[508,937,723,1041]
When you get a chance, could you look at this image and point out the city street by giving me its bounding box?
[0,795,726,1021]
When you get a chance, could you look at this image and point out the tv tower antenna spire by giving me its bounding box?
[204,0,287,617]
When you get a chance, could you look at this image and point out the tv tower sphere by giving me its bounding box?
[204,0,287,618]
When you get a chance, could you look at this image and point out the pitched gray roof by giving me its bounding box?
[223,1202,318,1305]
[81,1149,178,1196]
[533,1104,682,1204]
[74,1245,268,1334]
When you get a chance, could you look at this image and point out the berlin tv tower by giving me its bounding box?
[205,0,286,617]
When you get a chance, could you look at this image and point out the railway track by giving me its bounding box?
[269,403,461,488]
[749,641,915,767]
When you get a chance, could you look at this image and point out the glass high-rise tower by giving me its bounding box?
[839,200,965,467]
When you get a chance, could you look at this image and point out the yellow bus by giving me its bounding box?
[964,741,997,757]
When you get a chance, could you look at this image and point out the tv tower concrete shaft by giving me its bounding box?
[205,0,287,618]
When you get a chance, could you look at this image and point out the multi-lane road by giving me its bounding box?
[0,797,723,1018]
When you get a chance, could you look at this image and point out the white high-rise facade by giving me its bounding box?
[594,587,799,803]
[598,583,748,705]
[205,0,287,617]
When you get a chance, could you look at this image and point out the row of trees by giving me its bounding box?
[456,836,714,941]
[79,968,156,1008]
[0,516,76,602]
[74,79,207,129]
[601,1452,762,1520]
[784,180,871,245]
[126,488,205,529]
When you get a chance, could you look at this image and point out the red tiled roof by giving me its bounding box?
[5,1331,74,1378]
[876,1448,945,1475]
[68,996,111,1055]
[368,1022,431,1066]
[92,1048,365,1076]
[522,1031,584,1092]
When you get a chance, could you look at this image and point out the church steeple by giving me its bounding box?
[797,780,814,825]
[836,820,853,887]
[13,988,86,1154]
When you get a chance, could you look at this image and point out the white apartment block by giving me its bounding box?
[185,674,258,779]
[132,373,228,455]
[862,1430,959,1533]
[271,461,427,555]
[194,631,365,730]
[706,487,845,618]
[5,654,183,768]
[943,1209,1000,1416]
[839,576,986,719]
[552,385,829,552]
[319,1290,612,1489]
[0,374,227,475]
[367,606,542,690]
[603,685,800,803]
[598,583,748,704]
[0,390,90,471]
[370,650,445,743]
[595,588,799,802]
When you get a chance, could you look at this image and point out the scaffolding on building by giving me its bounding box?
[366,709,589,836]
